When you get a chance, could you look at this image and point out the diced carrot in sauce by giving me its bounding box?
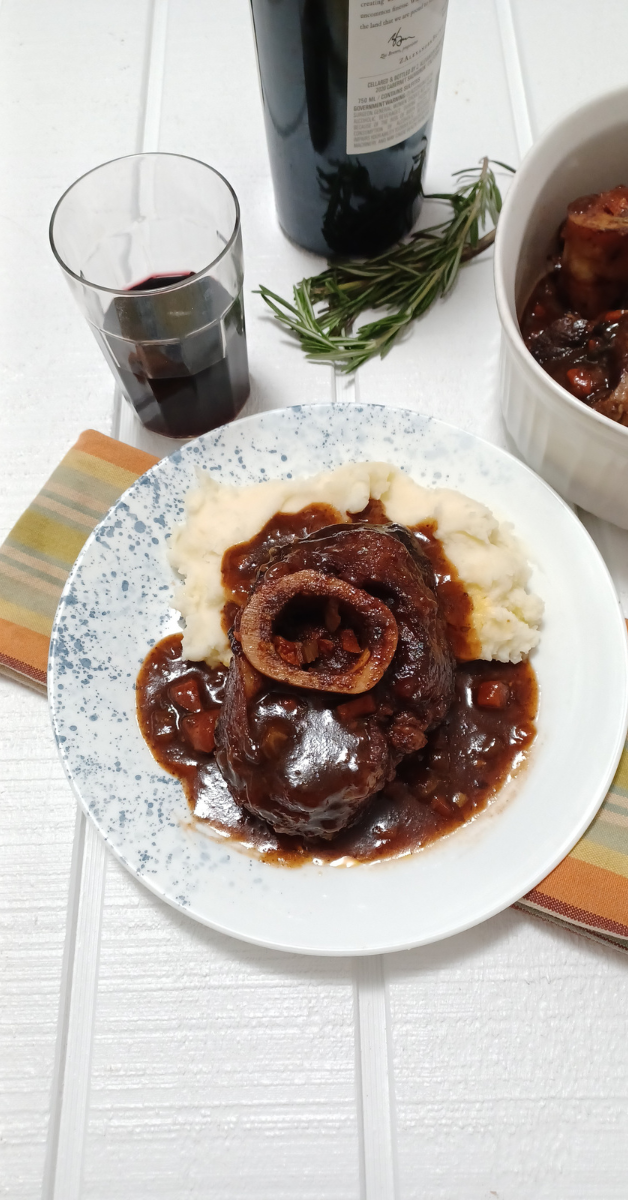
[336,693,377,721]
[566,367,597,397]
[476,680,510,709]
[150,709,177,742]
[168,676,203,712]
[180,709,219,753]
[340,628,361,653]
[317,637,335,657]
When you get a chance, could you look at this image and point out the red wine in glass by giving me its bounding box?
[101,272,250,439]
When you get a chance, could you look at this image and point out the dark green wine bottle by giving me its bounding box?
[250,0,449,256]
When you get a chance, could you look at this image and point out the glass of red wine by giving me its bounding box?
[49,153,250,439]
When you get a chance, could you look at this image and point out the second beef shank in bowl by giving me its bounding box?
[495,86,628,528]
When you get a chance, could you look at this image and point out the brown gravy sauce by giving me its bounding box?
[137,504,537,866]
[520,267,628,424]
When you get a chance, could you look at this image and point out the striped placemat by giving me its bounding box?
[0,429,157,692]
[516,736,628,950]
[1,428,627,951]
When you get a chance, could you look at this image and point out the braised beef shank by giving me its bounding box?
[214,523,456,838]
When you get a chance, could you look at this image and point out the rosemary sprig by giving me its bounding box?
[258,157,513,372]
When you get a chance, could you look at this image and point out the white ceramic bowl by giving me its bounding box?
[495,86,628,529]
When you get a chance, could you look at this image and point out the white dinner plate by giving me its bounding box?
[48,404,628,955]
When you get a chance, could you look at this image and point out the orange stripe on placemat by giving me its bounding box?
[75,429,158,476]
[0,616,49,678]
[528,854,628,932]
[521,895,628,940]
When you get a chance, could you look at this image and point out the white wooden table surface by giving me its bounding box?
[2,2,628,1197]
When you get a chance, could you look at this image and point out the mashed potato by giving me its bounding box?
[168,462,543,667]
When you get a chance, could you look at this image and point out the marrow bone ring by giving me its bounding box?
[239,568,398,694]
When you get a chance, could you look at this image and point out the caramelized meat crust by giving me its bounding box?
[214,524,456,839]
[261,524,455,728]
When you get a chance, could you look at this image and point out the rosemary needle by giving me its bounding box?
[257,157,513,373]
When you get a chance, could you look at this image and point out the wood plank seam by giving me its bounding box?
[41,806,86,1200]
[48,821,107,1200]
[335,368,360,406]
[139,0,170,154]
[493,0,535,157]
[354,957,398,1199]
[331,365,338,404]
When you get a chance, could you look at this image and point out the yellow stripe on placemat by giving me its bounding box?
[64,448,141,494]
[610,748,628,793]
[570,837,628,880]
[52,464,127,509]
[0,596,55,637]
[0,430,158,689]
[8,508,91,565]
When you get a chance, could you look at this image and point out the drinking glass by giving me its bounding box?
[50,153,250,439]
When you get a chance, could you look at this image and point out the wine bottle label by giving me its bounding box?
[346,0,448,155]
